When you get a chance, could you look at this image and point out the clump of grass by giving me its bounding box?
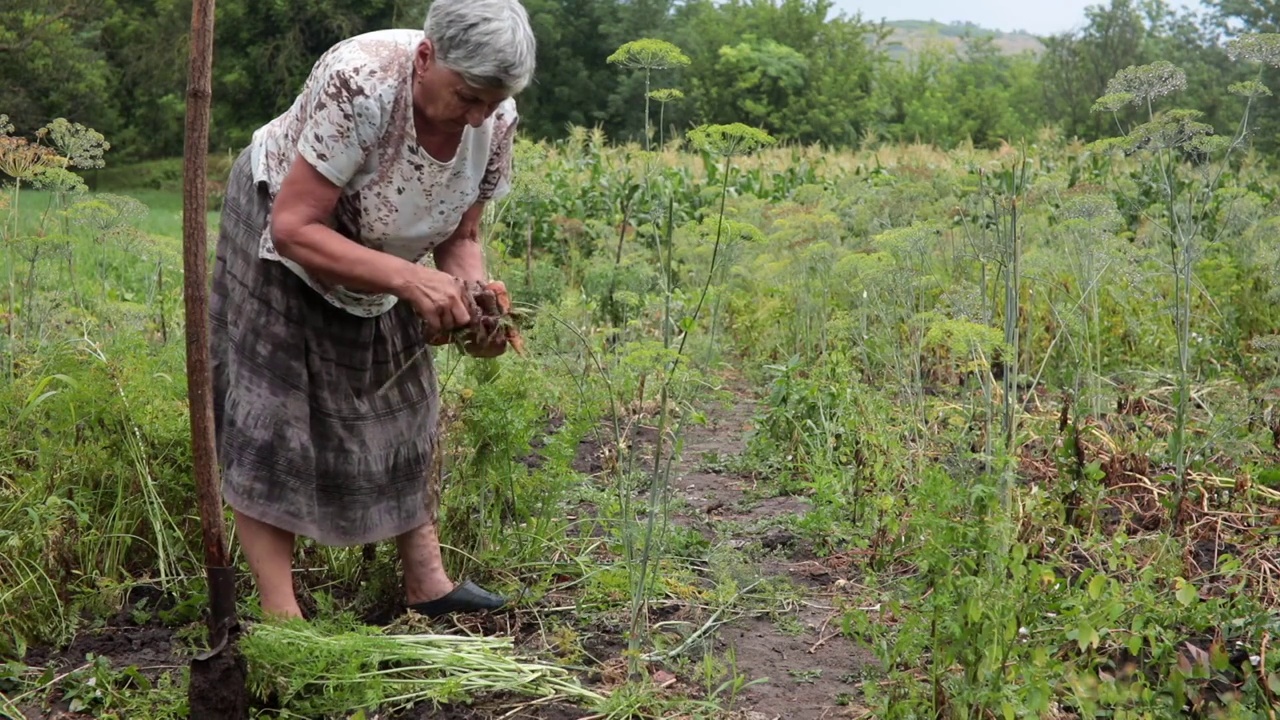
[239,618,606,716]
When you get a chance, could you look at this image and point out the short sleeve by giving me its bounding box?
[477,102,519,203]
[295,59,384,188]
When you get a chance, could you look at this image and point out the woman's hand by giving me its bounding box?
[393,266,475,339]
[464,280,509,358]
[424,280,510,358]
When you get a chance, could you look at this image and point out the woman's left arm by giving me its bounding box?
[436,99,517,281]
[432,201,488,282]
[432,202,510,358]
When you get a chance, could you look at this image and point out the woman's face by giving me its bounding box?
[413,40,510,132]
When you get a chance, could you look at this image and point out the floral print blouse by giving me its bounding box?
[249,28,517,317]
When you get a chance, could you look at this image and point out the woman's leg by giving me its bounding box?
[396,521,454,605]
[397,521,506,615]
[234,509,303,619]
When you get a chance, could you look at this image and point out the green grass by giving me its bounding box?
[12,189,218,238]
[81,153,237,195]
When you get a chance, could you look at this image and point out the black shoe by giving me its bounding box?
[407,580,506,619]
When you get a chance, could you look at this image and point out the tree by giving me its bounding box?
[873,37,1041,148]
[1208,0,1280,32]
[702,36,807,135]
[0,1,116,139]
[209,0,419,152]
[1038,0,1150,140]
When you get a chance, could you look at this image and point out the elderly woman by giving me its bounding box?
[209,0,536,620]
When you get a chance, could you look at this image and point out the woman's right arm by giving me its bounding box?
[271,153,473,334]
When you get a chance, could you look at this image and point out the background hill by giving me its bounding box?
[882,19,1044,58]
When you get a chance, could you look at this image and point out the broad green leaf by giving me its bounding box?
[1256,467,1280,488]
[1176,580,1198,606]
[1088,573,1106,601]
[1127,633,1143,657]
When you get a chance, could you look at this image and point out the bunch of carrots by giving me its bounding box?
[428,280,527,357]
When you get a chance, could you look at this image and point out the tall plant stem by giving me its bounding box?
[1170,220,1192,531]
[626,196,676,674]
[625,165,728,668]
[605,190,635,331]
[676,152,732,361]
[995,157,1027,532]
[1002,195,1019,456]
[657,101,666,148]
[6,183,19,381]
[643,69,651,152]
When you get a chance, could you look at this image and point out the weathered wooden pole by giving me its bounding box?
[182,0,248,714]
[182,0,233,641]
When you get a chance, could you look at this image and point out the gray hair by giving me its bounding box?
[424,0,537,94]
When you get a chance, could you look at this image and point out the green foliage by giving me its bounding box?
[9,0,1280,158]
[845,462,1278,718]
[874,38,1044,148]
[240,618,604,714]
[708,36,808,133]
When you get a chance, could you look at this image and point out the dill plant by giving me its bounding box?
[613,122,774,677]
[0,117,110,377]
[1089,33,1280,527]
[607,39,691,151]
[646,87,684,148]
[843,221,945,432]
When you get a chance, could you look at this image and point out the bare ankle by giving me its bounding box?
[406,572,454,606]
[398,522,455,604]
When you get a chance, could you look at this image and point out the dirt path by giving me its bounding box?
[660,387,876,719]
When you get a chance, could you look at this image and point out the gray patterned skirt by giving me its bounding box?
[210,147,441,547]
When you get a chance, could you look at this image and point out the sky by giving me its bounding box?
[831,0,1206,36]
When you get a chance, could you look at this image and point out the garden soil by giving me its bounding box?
[13,383,875,719]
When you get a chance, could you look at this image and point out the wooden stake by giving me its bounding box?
[181,0,234,633]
